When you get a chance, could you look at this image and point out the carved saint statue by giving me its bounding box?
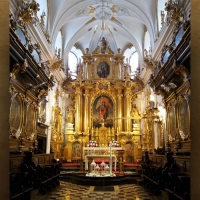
[124,63,131,78]
[76,64,83,81]
[67,112,74,123]
[131,104,141,124]
[67,106,76,124]
[101,37,107,53]
[55,88,60,105]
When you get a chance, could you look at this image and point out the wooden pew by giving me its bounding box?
[141,152,190,199]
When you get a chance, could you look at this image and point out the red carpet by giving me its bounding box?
[93,159,110,164]
[124,163,141,167]
[62,162,141,168]
[62,163,80,167]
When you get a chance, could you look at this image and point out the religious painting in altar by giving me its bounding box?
[72,141,81,158]
[93,96,114,128]
[97,62,110,78]
[124,142,134,163]
[25,104,36,140]
[167,105,176,141]
[178,97,190,140]
[9,94,23,138]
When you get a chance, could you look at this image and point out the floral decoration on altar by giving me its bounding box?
[87,138,98,147]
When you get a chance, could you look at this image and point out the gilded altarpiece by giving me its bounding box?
[165,80,191,153]
[63,78,142,162]
[62,49,143,163]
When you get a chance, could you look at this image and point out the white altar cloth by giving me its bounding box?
[84,147,122,151]
[84,147,122,156]
[85,155,117,171]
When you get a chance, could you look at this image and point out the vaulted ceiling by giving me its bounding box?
[48,0,158,62]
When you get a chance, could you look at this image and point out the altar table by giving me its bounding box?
[85,155,117,171]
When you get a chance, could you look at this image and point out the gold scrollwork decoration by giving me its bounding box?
[50,59,63,71]
[10,60,28,79]
[19,0,40,23]
[177,95,190,140]
[90,90,117,129]
[9,93,23,138]
[96,79,110,92]
[25,103,37,140]
[173,64,188,81]
[167,104,176,142]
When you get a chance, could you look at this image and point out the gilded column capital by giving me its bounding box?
[75,88,82,95]
[23,96,31,104]
[117,94,123,99]
[84,90,90,98]
[9,85,18,95]
[84,93,90,98]
[10,60,28,79]
[124,90,132,97]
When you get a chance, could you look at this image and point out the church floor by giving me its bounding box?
[31,181,168,200]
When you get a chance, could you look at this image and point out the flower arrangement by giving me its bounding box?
[87,139,98,147]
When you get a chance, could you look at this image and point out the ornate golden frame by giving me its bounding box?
[38,97,46,123]
[25,103,37,140]
[177,96,190,140]
[167,105,176,141]
[96,61,110,78]
[90,89,116,129]
[9,93,23,138]
[157,121,164,148]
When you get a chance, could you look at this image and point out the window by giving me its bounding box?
[130,52,139,74]
[144,31,150,53]
[68,52,78,79]
[55,31,62,58]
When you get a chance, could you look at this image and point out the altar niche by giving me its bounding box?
[93,96,114,128]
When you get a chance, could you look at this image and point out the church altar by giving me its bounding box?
[85,155,117,171]
[84,147,122,171]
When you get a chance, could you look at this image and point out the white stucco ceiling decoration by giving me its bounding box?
[48,0,157,65]
[94,5,113,20]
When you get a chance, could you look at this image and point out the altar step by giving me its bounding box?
[61,162,142,173]
[135,177,145,185]
[59,171,141,186]
[124,163,142,175]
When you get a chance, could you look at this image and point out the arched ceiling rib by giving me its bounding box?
[48,0,157,64]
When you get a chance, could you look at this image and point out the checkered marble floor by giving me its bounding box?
[46,181,157,200]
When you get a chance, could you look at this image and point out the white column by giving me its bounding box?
[84,62,88,80]
[109,142,112,175]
